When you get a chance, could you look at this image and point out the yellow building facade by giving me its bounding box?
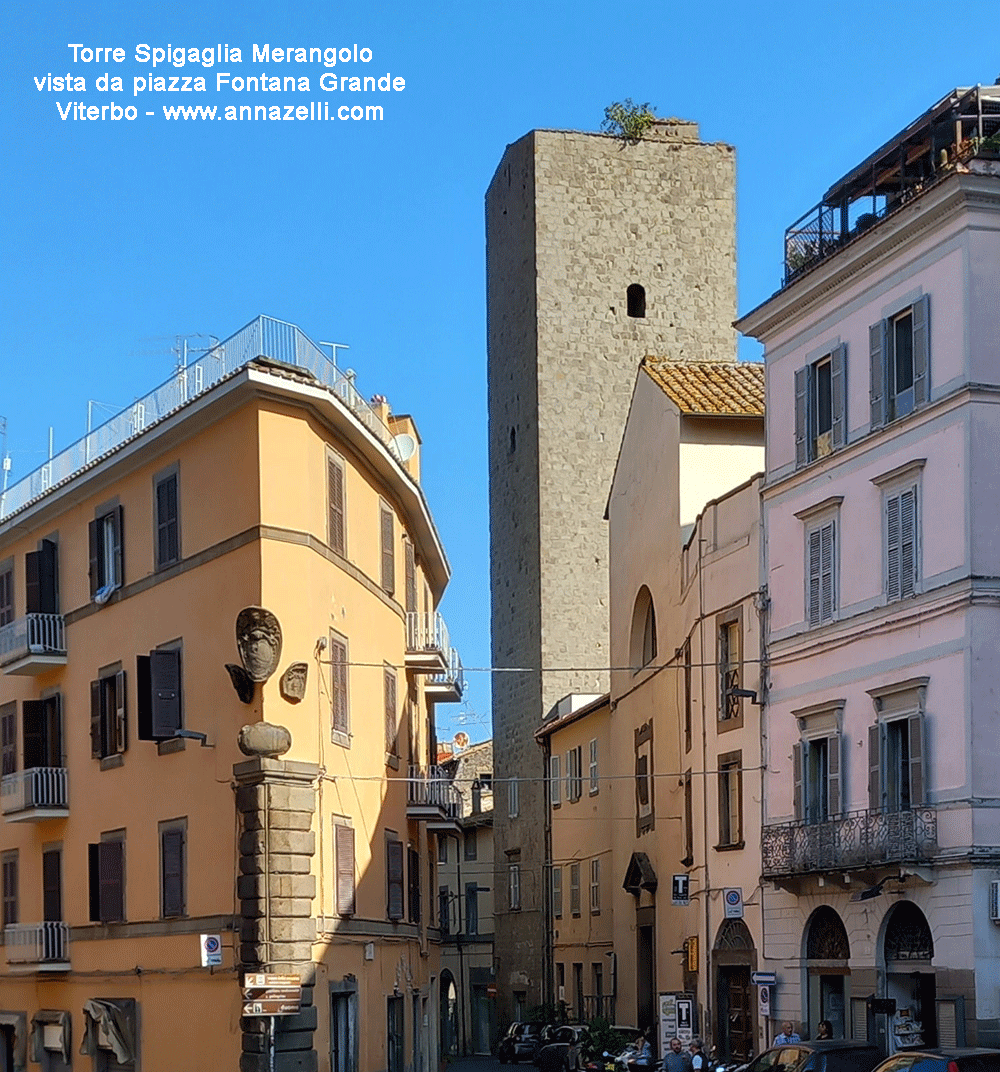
[0,316,464,1072]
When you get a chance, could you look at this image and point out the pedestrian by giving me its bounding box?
[816,1021,833,1040]
[664,1037,692,1072]
[627,1029,654,1070]
[774,1022,801,1045]
[688,1038,707,1071]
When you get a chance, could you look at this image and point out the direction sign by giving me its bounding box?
[751,971,776,985]
[242,998,301,1017]
[243,973,300,988]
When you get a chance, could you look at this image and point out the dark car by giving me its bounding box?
[745,1040,882,1072]
[535,1026,589,1072]
[869,1049,1000,1072]
[499,1023,548,1064]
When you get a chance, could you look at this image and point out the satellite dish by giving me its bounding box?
[453,731,470,750]
[393,433,417,462]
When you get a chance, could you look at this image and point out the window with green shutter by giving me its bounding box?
[379,503,395,594]
[886,486,918,600]
[795,345,847,467]
[160,822,185,918]
[807,521,836,626]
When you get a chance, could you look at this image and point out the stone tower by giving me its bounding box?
[486,120,737,1022]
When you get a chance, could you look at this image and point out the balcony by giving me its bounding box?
[0,614,67,675]
[405,612,451,673]
[1,768,69,821]
[407,764,461,831]
[761,807,937,880]
[425,647,466,703]
[4,922,70,971]
[783,84,1000,284]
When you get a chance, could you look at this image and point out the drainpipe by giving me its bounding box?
[697,538,713,1045]
[541,733,554,1012]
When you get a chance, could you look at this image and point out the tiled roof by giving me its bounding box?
[643,358,764,417]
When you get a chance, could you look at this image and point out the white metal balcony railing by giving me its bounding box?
[0,315,404,522]
[407,765,461,819]
[4,921,70,966]
[0,613,67,667]
[428,647,466,699]
[1,767,69,815]
[406,611,449,654]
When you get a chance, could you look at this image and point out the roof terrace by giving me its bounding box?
[0,315,404,522]
[783,84,1000,285]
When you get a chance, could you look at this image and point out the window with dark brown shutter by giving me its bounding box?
[138,648,182,740]
[407,846,421,924]
[43,848,62,922]
[404,538,416,614]
[89,505,124,599]
[1,851,17,927]
[91,669,127,759]
[89,835,125,923]
[25,539,58,614]
[160,824,185,918]
[386,838,404,921]
[335,823,355,916]
[384,666,398,758]
[330,633,350,743]
[23,695,61,768]
[328,454,346,555]
[380,504,395,594]
[0,563,13,626]
[0,703,15,777]
[155,469,180,568]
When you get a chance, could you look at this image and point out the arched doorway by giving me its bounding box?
[714,919,756,1061]
[440,970,459,1058]
[881,902,937,1050]
[804,906,850,1039]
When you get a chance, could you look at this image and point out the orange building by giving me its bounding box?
[0,316,464,1072]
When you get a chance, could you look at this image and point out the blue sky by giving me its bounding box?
[2,1,997,743]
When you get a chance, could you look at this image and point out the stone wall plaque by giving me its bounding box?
[280,663,308,703]
[236,607,283,682]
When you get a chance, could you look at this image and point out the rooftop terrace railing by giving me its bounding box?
[0,315,401,521]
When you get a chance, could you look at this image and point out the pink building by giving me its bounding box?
[738,85,1000,1051]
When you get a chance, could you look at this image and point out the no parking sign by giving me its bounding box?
[200,933,223,967]
[758,984,771,1018]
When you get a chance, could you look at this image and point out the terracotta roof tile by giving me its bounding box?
[643,358,764,416]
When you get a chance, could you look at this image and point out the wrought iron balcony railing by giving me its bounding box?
[1,767,69,820]
[0,613,67,673]
[762,807,936,879]
[4,921,70,969]
[427,647,466,702]
[407,765,461,822]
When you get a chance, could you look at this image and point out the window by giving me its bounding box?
[717,751,743,848]
[794,735,842,823]
[807,520,836,626]
[384,665,398,762]
[508,864,521,911]
[550,754,561,807]
[588,739,599,795]
[1,851,16,926]
[154,466,180,568]
[886,485,918,600]
[868,680,927,813]
[90,667,127,760]
[42,847,62,921]
[88,503,124,601]
[379,502,395,594]
[630,586,657,670]
[464,829,477,862]
[330,632,350,745]
[627,283,646,318]
[89,832,125,923]
[159,820,185,918]
[386,838,404,920]
[438,886,450,934]
[1,702,15,776]
[327,451,346,555]
[404,538,417,614]
[387,995,404,1072]
[465,882,479,935]
[0,559,13,625]
[23,694,62,768]
[26,539,59,615]
[137,647,182,740]
[508,776,520,818]
[682,771,694,866]
[589,858,601,914]
[794,345,846,466]
[683,638,692,752]
[635,721,654,835]
[566,746,583,802]
[870,295,930,428]
[437,835,448,865]
[718,613,743,725]
[407,846,421,924]
[569,863,581,916]
[551,865,563,919]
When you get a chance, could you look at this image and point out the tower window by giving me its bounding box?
[627,284,646,319]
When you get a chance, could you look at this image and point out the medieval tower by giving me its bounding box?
[486,119,738,1024]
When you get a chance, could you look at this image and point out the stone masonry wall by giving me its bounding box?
[487,121,738,1024]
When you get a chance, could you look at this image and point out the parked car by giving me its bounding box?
[743,1040,882,1072]
[535,1026,590,1072]
[869,1049,1000,1072]
[499,1023,548,1064]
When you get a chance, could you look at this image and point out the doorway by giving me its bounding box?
[719,967,754,1060]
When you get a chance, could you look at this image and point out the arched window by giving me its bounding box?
[630,586,657,669]
[805,905,850,960]
[627,284,646,318]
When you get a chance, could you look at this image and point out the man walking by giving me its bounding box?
[774,1023,801,1045]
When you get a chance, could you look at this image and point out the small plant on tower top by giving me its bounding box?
[602,99,658,142]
